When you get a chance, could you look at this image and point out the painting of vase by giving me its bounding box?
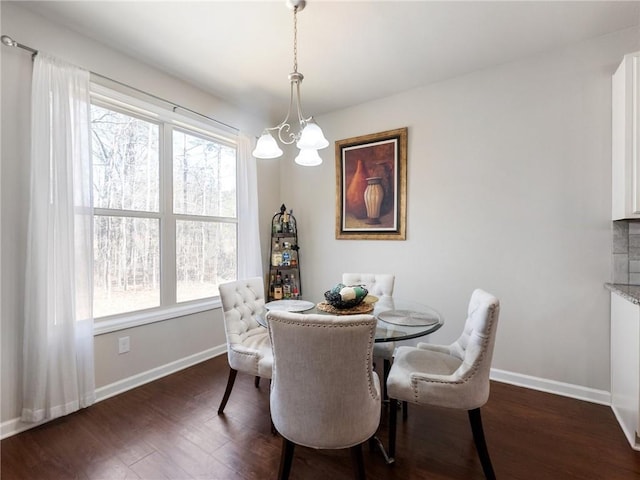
[345,159,369,219]
[364,177,384,224]
[342,141,395,223]
[336,127,407,240]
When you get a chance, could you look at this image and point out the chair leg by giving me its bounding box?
[468,408,496,480]
[383,359,391,400]
[278,437,295,480]
[350,443,366,480]
[368,435,377,451]
[217,368,238,414]
[255,376,260,388]
[402,401,408,421]
[388,398,398,459]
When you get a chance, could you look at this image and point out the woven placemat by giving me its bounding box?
[316,302,374,315]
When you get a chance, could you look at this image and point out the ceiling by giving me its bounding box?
[18,1,640,122]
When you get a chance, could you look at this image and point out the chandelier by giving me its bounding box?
[252,0,328,166]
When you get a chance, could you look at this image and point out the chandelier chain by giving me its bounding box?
[293,6,298,73]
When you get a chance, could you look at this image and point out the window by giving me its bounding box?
[90,89,237,320]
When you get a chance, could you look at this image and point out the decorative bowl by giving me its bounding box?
[324,283,369,309]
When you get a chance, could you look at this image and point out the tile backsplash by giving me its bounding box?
[612,220,640,284]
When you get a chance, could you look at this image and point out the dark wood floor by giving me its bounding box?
[2,354,640,479]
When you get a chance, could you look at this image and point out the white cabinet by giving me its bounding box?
[612,52,640,220]
[610,292,640,450]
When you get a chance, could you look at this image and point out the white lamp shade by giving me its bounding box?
[252,132,283,159]
[294,148,322,166]
[296,122,329,150]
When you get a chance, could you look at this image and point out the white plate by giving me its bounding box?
[264,299,315,312]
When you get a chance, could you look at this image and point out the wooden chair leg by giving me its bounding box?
[278,437,295,480]
[254,376,260,388]
[389,398,398,459]
[468,408,496,480]
[217,368,238,414]
[368,435,377,451]
[350,443,366,480]
[383,359,391,400]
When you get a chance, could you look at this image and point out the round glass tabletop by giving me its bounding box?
[257,298,443,343]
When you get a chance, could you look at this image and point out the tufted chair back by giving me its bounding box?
[218,277,271,378]
[266,310,381,479]
[342,273,395,299]
[435,288,501,406]
[217,277,272,415]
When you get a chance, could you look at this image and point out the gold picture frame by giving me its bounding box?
[335,127,407,240]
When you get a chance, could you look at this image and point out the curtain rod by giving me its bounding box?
[1,34,240,134]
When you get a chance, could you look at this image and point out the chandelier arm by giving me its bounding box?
[276,78,298,144]
[277,125,295,145]
[294,79,306,127]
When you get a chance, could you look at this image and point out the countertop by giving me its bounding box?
[605,283,640,304]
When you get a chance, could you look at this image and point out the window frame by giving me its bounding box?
[90,84,238,335]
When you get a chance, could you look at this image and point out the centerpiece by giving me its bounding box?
[318,283,377,314]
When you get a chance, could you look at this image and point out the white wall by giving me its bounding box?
[283,27,640,394]
[0,3,279,429]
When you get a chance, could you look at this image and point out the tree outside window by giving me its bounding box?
[91,99,237,319]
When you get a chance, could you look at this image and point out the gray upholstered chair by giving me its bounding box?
[387,289,500,479]
[266,310,381,480]
[217,277,272,414]
[342,273,395,396]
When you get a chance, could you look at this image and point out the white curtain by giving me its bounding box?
[22,53,95,422]
[237,133,263,279]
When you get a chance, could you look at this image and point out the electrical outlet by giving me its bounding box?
[118,336,130,354]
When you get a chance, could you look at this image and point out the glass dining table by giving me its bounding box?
[257,296,444,465]
[258,296,444,343]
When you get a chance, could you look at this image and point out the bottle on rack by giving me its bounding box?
[290,244,298,267]
[269,273,275,299]
[283,274,291,299]
[288,209,296,234]
[274,211,283,233]
[291,274,299,299]
[282,210,290,233]
[281,242,291,266]
[271,240,282,267]
[274,271,283,300]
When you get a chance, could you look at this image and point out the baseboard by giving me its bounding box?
[95,344,227,402]
[2,356,611,440]
[1,344,227,440]
[611,405,640,451]
[490,368,612,406]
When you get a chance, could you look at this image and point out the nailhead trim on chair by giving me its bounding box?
[269,317,379,400]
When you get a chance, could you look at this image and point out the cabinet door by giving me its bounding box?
[613,52,640,220]
[610,292,640,448]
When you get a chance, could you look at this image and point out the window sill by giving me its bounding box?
[93,298,222,336]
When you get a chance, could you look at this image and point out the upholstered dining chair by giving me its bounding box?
[342,273,395,396]
[387,288,500,479]
[217,277,272,414]
[266,310,381,480]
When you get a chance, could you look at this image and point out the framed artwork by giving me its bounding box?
[335,127,407,240]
